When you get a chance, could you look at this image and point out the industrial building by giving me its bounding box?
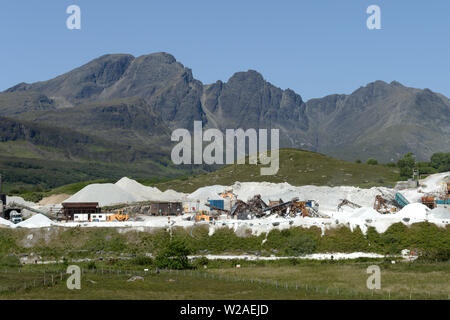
[60,202,101,220]
[149,202,183,216]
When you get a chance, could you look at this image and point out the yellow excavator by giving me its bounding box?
[107,209,129,222]
[195,210,211,222]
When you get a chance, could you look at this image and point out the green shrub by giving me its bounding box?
[193,256,209,269]
[130,255,153,266]
[155,240,192,270]
[417,249,450,262]
[0,255,20,267]
[285,234,317,256]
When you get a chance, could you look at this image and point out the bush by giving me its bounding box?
[192,256,209,269]
[87,261,97,270]
[155,240,192,270]
[0,255,21,267]
[285,234,317,256]
[130,255,153,266]
[366,158,378,165]
[417,249,450,262]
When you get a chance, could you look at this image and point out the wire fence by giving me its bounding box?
[0,268,67,293]
[0,266,448,300]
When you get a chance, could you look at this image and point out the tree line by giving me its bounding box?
[356,152,450,179]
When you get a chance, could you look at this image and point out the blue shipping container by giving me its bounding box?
[207,200,225,210]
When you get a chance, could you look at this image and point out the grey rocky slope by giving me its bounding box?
[2,52,449,162]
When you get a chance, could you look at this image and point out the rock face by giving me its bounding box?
[2,52,450,162]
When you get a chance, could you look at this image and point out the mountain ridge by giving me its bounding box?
[2,52,450,163]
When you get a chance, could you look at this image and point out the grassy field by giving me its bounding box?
[0,261,448,300]
[0,222,448,300]
[155,148,400,193]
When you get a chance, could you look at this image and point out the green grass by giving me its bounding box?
[155,148,400,193]
[0,261,448,300]
[45,179,114,196]
[0,223,448,300]
[4,148,401,200]
[0,155,205,200]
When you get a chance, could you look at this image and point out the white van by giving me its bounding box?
[74,214,89,222]
[90,213,106,222]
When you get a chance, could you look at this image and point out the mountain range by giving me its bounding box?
[1,52,449,188]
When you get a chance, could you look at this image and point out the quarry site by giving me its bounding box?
[2,2,450,306]
[1,171,449,243]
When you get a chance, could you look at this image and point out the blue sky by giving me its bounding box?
[1,0,449,100]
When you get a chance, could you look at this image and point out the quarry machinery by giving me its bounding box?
[264,198,320,218]
[205,202,230,215]
[218,189,237,200]
[286,199,310,217]
[421,196,436,209]
[267,199,287,216]
[337,199,362,211]
[230,200,252,220]
[373,195,399,214]
[230,195,269,219]
[373,195,390,214]
[106,209,129,222]
[394,192,410,209]
[195,210,214,222]
[246,194,269,218]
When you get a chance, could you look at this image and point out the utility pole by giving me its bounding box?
[412,169,419,187]
[0,174,4,218]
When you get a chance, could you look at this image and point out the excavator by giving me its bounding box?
[106,209,129,222]
[195,210,212,222]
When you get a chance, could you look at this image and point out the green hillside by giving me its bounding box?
[155,148,400,192]
[4,148,401,202]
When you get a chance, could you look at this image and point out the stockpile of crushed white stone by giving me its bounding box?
[0,216,15,227]
[15,214,55,228]
[65,177,186,206]
[6,196,36,207]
